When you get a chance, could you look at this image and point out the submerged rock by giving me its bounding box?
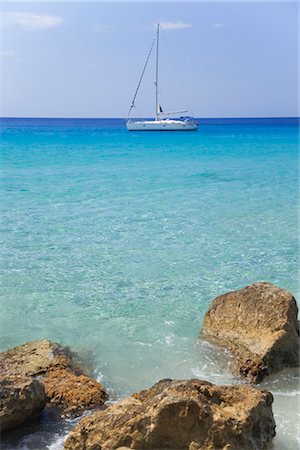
[202,282,299,383]
[0,340,108,423]
[0,376,46,432]
[64,378,276,450]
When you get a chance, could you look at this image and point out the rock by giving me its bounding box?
[202,282,299,383]
[64,378,276,450]
[0,376,47,432]
[0,339,74,378]
[0,340,108,420]
[43,369,108,418]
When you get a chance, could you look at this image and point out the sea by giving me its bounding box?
[0,117,299,449]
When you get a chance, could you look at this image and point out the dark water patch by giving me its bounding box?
[1,407,68,450]
[189,171,237,184]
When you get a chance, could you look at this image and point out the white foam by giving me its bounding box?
[47,434,67,450]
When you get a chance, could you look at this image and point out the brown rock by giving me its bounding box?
[0,340,108,421]
[0,339,74,378]
[0,376,46,432]
[202,282,299,383]
[43,369,108,418]
[64,378,276,450]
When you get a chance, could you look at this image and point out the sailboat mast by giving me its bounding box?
[155,23,160,121]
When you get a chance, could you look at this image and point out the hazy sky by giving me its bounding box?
[1,1,298,118]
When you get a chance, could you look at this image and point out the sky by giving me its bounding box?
[1,1,299,118]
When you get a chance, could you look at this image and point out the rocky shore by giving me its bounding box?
[0,339,108,431]
[0,282,298,449]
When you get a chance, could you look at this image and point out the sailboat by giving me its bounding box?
[126,23,198,131]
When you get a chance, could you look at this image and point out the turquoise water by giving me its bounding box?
[0,118,299,449]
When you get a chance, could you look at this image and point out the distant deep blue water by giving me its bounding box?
[0,117,299,449]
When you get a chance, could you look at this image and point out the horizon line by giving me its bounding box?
[1,116,299,120]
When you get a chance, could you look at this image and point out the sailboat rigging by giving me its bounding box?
[126,23,198,131]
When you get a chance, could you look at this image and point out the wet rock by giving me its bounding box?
[0,376,47,432]
[0,340,108,420]
[64,378,276,450]
[202,282,299,383]
[43,369,108,418]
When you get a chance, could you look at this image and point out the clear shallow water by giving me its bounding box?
[0,118,299,449]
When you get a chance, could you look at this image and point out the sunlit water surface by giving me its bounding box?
[0,118,299,449]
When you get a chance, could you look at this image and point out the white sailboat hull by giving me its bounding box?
[126,119,198,131]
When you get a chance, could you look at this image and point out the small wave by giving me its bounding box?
[135,341,153,347]
[164,335,174,345]
[272,390,300,397]
[47,434,68,450]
